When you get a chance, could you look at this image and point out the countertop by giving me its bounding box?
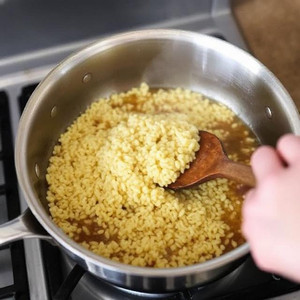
[232,0,300,111]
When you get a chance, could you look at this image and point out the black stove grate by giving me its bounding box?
[18,84,39,113]
[0,91,29,299]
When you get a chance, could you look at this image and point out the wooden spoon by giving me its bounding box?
[168,131,255,190]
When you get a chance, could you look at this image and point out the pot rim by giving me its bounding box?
[15,29,300,278]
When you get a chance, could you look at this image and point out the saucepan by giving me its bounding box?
[0,29,299,292]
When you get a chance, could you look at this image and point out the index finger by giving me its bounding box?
[251,145,283,182]
[277,134,300,166]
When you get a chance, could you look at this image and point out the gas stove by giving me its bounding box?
[0,1,299,299]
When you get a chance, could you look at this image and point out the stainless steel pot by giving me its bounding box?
[0,29,299,292]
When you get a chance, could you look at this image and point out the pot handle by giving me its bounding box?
[0,209,52,246]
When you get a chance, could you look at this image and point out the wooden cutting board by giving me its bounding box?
[232,0,300,111]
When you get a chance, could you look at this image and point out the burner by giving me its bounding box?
[61,253,192,300]
[59,254,300,300]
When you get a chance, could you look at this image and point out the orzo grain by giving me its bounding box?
[46,83,258,267]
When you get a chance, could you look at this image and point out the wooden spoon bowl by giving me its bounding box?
[168,131,255,190]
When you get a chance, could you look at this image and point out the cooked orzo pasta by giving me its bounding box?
[46,83,258,268]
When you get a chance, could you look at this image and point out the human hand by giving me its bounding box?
[242,134,300,282]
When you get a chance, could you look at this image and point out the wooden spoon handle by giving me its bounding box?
[218,160,256,187]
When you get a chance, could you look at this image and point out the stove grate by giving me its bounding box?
[0,92,29,299]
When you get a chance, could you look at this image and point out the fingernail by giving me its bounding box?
[245,188,254,200]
